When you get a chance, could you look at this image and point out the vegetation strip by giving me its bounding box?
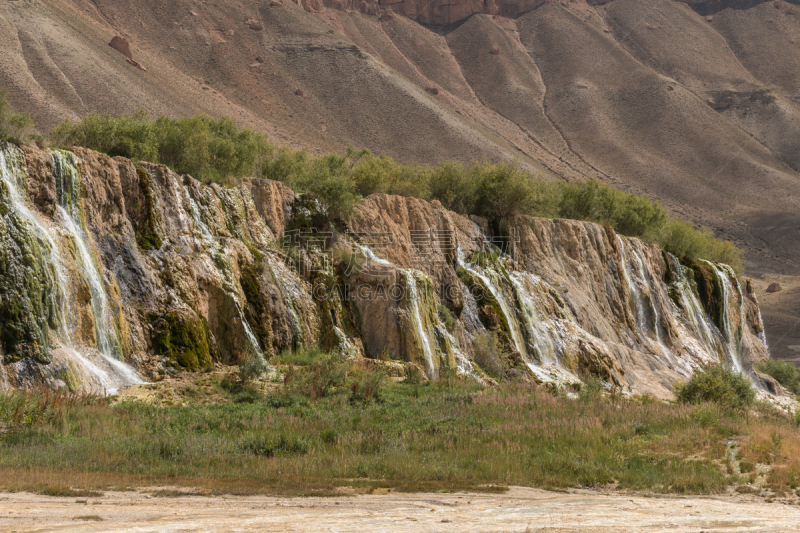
[32,108,743,271]
[2,364,799,499]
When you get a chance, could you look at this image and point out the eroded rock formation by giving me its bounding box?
[0,142,772,399]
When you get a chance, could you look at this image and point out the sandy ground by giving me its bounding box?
[2,487,800,532]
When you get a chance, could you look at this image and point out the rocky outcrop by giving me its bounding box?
[109,36,133,59]
[767,282,783,293]
[0,142,772,398]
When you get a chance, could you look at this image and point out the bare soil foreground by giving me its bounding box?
[2,488,800,533]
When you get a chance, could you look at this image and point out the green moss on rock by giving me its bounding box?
[58,364,80,393]
[688,260,723,331]
[240,262,273,354]
[149,311,216,370]
[134,166,162,252]
[0,178,59,364]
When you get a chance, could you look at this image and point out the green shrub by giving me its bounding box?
[287,352,349,400]
[578,375,605,404]
[659,220,743,275]
[0,91,34,143]
[233,387,263,404]
[471,330,507,379]
[273,346,325,366]
[756,360,800,397]
[263,148,360,222]
[264,391,310,409]
[437,305,457,333]
[470,160,541,222]
[674,365,755,410]
[51,110,157,161]
[51,111,273,185]
[428,160,475,214]
[349,368,386,405]
[239,355,269,385]
[557,179,667,238]
[240,434,309,457]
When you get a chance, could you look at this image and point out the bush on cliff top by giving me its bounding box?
[51,111,273,186]
[51,111,742,270]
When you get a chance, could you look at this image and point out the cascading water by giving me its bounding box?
[183,182,267,363]
[355,242,459,377]
[456,246,578,383]
[403,270,436,377]
[616,237,676,369]
[664,253,728,370]
[703,261,745,372]
[0,143,62,362]
[459,255,527,355]
[52,150,120,358]
[509,273,559,366]
[49,150,143,392]
[0,143,141,394]
[757,309,769,350]
[268,258,309,347]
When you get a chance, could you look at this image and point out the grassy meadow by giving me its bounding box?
[2,359,800,500]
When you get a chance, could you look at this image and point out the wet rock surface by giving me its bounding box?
[0,143,778,399]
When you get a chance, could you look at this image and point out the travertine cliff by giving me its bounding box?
[0,142,774,399]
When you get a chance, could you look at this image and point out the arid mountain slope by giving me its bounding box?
[2,0,800,279]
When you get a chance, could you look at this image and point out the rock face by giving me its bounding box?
[0,143,772,398]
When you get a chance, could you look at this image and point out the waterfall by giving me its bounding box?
[665,253,725,364]
[0,358,8,391]
[460,257,528,355]
[757,308,769,350]
[457,247,578,383]
[509,273,559,366]
[0,143,141,394]
[52,150,120,358]
[183,182,267,363]
[0,142,62,353]
[703,261,745,372]
[403,270,436,377]
[616,237,675,368]
[49,150,143,392]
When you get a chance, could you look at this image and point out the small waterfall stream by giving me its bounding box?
[52,150,120,358]
[703,261,745,372]
[183,182,267,363]
[403,270,436,376]
[666,253,720,356]
[616,237,676,368]
[0,143,142,394]
[456,246,578,383]
[50,150,143,392]
[0,143,62,342]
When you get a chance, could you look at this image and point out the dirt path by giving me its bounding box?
[2,487,800,532]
